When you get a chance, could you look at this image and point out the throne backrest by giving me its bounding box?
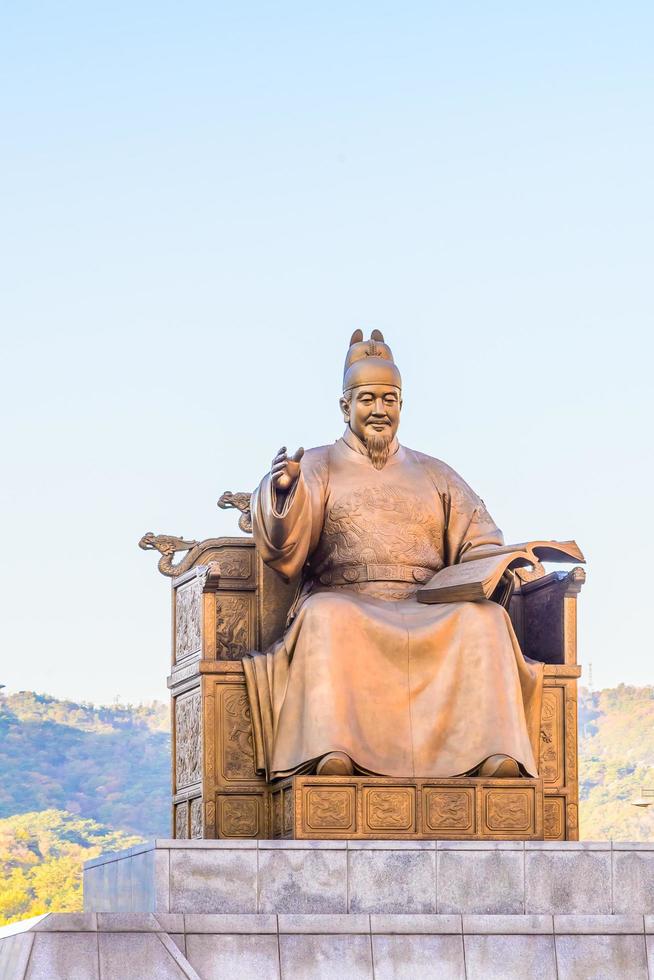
[170,537,297,667]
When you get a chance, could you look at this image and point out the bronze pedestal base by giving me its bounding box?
[270,775,543,841]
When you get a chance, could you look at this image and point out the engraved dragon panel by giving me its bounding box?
[220,688,257,781]
[305,788,354,831]
[216,594,252,660]
[219,796,259,838]
[175,802,189,840]
[365,789,414,831]
[485,791,532,833]
[425,789,473,832]
[175,580,202,661]
[216,550,252,580]
[540,687,564,786]
[175,691,202,789]
[190,798,203,839]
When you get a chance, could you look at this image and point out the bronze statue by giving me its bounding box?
[242,330,543,782]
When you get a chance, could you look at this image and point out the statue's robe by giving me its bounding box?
[243,429,542,780]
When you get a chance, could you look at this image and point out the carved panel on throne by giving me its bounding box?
[201,665,268,839]
[541,667,580,840]
[216,794,265,838]
[169,538,296,664]
[174,580,202,664]
[271,776,542,840]
[214,594,254,660]
[168,536,294,838]
[174,690,202,790]
[425,787,475,834]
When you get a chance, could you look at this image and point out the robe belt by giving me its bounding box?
[319,564,434,586]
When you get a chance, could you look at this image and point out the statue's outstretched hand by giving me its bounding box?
[271,446,304,493]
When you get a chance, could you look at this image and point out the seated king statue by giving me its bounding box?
[242,330,542,783]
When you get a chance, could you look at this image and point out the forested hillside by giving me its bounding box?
[579,684,654,841]
[0,690,169,838]
[0,684,653,927]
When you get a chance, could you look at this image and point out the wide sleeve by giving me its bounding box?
[251,450,327,581]
[441,469,504,566]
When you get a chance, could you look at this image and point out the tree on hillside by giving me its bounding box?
[0,810,141,927]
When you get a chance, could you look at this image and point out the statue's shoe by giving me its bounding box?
[477,754,520,778]
[316,752,354,776]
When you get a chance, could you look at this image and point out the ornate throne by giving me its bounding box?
[140,499,584,843]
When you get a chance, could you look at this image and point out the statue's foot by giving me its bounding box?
[316,752,354,776]
[477,754,520,778]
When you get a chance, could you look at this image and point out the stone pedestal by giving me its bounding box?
[82,840,654,918]
[2,840,653,978]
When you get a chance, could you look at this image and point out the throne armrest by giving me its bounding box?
[509,567,586,666]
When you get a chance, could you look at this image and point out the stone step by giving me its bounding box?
[1,911,653,978]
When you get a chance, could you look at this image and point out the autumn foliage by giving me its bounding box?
[0,810,141,926]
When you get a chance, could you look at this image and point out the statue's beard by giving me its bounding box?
[365,430,393,470]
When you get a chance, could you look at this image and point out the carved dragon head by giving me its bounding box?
[217,491,251,511]
[138,532,158,551]
[217,491,253,533]
[138,532,199,557]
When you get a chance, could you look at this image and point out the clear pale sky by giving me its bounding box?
[1,3,652,705]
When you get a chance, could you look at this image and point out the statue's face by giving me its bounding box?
[340,384,402,442]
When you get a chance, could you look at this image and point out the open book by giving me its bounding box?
[417,540,584,604]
